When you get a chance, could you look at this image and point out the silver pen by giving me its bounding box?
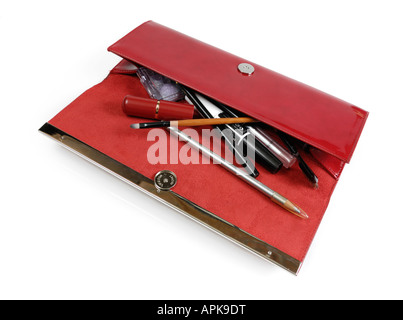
[168,126,308,219]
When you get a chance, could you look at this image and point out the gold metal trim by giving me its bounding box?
[39,122,302,274]
[155,100,160,119]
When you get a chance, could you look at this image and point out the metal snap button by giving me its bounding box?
[238,63,255,75]
[154,170,177,191]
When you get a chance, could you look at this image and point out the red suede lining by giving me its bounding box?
[49,73,338,263]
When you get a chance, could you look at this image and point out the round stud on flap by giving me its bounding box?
[238,63,255,75]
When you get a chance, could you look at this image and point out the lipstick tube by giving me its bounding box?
[122,95,194,120]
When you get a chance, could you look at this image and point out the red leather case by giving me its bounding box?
[108,21,368,164]
[41,21,368,274]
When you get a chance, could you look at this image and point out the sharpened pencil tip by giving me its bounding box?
[282,199,309,219]
[130,123,140,129]
[297,208,309,219]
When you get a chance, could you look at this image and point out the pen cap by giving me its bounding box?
[122,95,194,120]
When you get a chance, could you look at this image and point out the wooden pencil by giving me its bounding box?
[130,117,258,129]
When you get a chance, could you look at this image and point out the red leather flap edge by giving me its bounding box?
[108,21,368,163]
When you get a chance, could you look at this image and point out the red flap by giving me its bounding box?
[108,21,368,163]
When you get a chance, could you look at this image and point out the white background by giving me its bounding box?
[1,0,402,300]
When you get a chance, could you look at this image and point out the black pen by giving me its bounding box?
[277,131,319,188]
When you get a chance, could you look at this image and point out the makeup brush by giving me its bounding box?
[130,117,258,129]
